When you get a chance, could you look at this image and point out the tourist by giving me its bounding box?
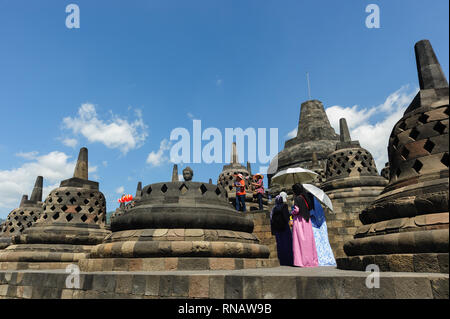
[270,192,293,266]
[251,173,265,210]
[308,194,336,266]
[233,174,246,212]
[291,183,318,267]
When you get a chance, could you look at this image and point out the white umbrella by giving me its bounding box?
[302,183,334,212]
[271,167,318,187]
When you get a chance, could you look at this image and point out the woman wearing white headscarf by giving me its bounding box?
[270,192,293,266]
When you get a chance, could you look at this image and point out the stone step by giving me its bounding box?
[0,266,447,299]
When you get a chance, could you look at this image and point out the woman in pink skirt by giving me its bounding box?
[291,183,318,267]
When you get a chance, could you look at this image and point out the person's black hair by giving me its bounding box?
[292,183,303,196]
[292,183,313,220]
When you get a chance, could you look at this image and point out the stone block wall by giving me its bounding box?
[0,268,448,299]
[325,190,380,259]
[245,210,278,260]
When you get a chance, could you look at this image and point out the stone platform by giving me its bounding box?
[78,257,279,272]
[0,266,447,299]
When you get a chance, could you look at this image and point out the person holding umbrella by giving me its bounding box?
[301,184,336,266]
[291,183,318,267]
[309,195,336,266]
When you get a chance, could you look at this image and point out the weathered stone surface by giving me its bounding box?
[81,166,273,270]
[339,40,449,271]
[0,176,44,249]
[268,99,339,192]
[323,118,387,258]
[217,142,268,210]
[0,267,447,299]
[0,148,110,268]
[189,275,209,298]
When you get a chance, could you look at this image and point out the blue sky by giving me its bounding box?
[0,0,448,218]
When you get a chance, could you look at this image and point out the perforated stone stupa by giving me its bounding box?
[268,99,339,193]
[0,176,44,249]
[217,142,268,210]
[337,40,449,273]
[322,118,388,258]
[0,147,110,269]
[80,167,277,271]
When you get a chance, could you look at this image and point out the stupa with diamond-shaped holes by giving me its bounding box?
[0,147,110,269]
[337,40,449,273]
[0,176,44,249]
[322,118,388,259]
[79,167,277,271]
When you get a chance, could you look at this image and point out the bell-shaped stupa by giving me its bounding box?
[80,167,277,271]
[338,40,449,273]
[268,99,339,193]
[0,176,44,249]
[322,118,388,258]
[217,142,267,210]
[0,147,110,269]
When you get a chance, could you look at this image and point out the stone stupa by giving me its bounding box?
[0,176,44,249]
[0,147,110,269]
[268,99,339,193]
[217,142,267,210]
[337,40,449,273]
[79,167,277,272]
[322,118,388,258]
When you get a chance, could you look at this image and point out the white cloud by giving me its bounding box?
[0,152,72,217]
[326,104,377,131]
[115,186,125,194]
[15,151,39,160]
[216,79,223,86]
[102,161,108,167]
[146,139,172,167]
[178,174,184,181]
[0,151,99,218]
[62,103,148,154]
[187,112,200,120]
[325,85,418,170]
[286,127,297,139]
[62,138,78,148]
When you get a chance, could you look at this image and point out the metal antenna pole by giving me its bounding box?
[306,72,312,100]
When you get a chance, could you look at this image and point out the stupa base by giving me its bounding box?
[79,257,280,272]
[0,243,95,269]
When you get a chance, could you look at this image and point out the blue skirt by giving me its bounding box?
[312,221,336,266]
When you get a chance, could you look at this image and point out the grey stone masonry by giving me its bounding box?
[323,118,387,258]
[268,99,339,193]
[0,267,447,299]
[0,176,44,249]
[339,40,449,273]
[0,147,111,267]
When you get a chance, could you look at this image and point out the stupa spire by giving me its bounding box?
[231,142,239,164]
[29,176,43,203]
[135,181,142,200]
[73,147,88,180]
[19,195,28,208]
[415,39,448,90]
[172,164,179,182]
[339,118,351,143]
